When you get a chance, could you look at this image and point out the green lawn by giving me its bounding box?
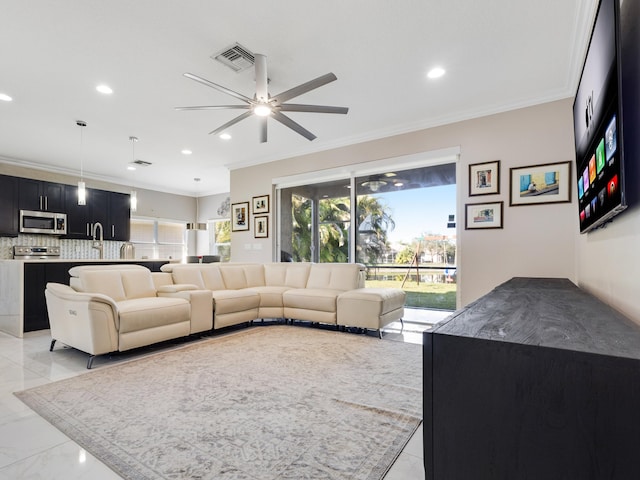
[365,279,457,310]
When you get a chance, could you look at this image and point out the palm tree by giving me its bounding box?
[290,194,394,264]
[356,195,395,265]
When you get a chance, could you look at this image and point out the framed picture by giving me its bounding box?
[465,201,504,230]
[252,195,270,214]
[254,216,269,238]
[509,161,572,206]
[469,160,500,196]
[231,201,250,231]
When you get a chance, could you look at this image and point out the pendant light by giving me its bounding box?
[76,120,87,205]
[129,136,138,213]
[187,178,206,230]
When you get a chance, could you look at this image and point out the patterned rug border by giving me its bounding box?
[16,326,423,480]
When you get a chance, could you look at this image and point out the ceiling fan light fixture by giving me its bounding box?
[96,84,113,94]
[253,104,272,117]
[361,179,387,192]
[427,67,446,79]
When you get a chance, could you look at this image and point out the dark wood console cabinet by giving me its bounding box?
[424,277,640,480]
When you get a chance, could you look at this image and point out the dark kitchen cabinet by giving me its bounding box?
[63,184,92,238]
[63,187,130,241]
[19,178,65,212]
[0,174,19,236]
[90,189,109,237]
[89,189,130,241]
[108,192,130,241]
[23,263,48,332]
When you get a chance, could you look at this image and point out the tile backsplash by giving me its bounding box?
[0,235,123,260]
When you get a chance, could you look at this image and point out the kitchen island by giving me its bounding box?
[0,258,172,337]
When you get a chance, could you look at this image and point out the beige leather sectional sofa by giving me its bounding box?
[45,262,405,368]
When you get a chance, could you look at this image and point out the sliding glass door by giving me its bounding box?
[278,163,457,310]
[280,179,351,263]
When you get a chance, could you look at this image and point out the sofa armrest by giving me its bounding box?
[157,289,213,333]
[44,283,119,355]
[157,284,201,293]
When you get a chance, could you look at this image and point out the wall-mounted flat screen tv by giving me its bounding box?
[573,0,626,233]
[574,0,640,233]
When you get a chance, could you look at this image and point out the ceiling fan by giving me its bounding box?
[176,54,348,142]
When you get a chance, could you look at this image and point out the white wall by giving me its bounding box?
[230,99,578,309]
[576,204,640,323]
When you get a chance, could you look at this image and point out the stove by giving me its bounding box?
[13,245,61,260]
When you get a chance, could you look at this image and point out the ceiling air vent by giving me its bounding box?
[212,43,255,72]
[132,160,152,167]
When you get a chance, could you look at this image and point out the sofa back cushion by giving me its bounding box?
[242,265,265,288]
[121,269,157,299]
[264,263,311,288]
[219,266,248,290]
[79,270,127,301]
[200,266,226,290]
[170,266,206,289]
[306,263,363,291]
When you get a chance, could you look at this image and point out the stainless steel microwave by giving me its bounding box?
[19,210,67,235]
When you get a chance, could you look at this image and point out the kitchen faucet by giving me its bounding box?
[92,222,104,259]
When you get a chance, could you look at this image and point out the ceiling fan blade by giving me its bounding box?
[175,105,251,111]
[272,111,316,141]
[255,54,268,103]
[208,111,253,136]
[259,117,267,143]
[279,104,348,114]
[183,73,253,104]
[273,73,338,104]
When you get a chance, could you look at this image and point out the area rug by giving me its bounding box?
[16,326,422,480]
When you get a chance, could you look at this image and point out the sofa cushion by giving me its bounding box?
[264,263,312,288]
[117,297,190,333]
[250,286,290,308]
[306,264,362,291]
[170,267,206,289]
[242,265,266,288]
[201,266,226,290]
[211,289,260,315]
[121,269,157,299]
[80,270,127,302]
[283,288,344,312]
[219,266,248,290]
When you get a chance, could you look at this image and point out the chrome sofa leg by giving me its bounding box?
[378,329,383,339]
[87,355,96,369]
[400,318,404,332]
[49,339,57,351]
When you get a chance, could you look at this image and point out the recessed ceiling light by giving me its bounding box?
[219,133,232,140]
[0,93,12,102]
[127,165,136,171]
[96,84,113,94]
[427,67,446,79]
[181,149,192,155]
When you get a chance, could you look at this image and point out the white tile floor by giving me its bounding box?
[0,308,450,479]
